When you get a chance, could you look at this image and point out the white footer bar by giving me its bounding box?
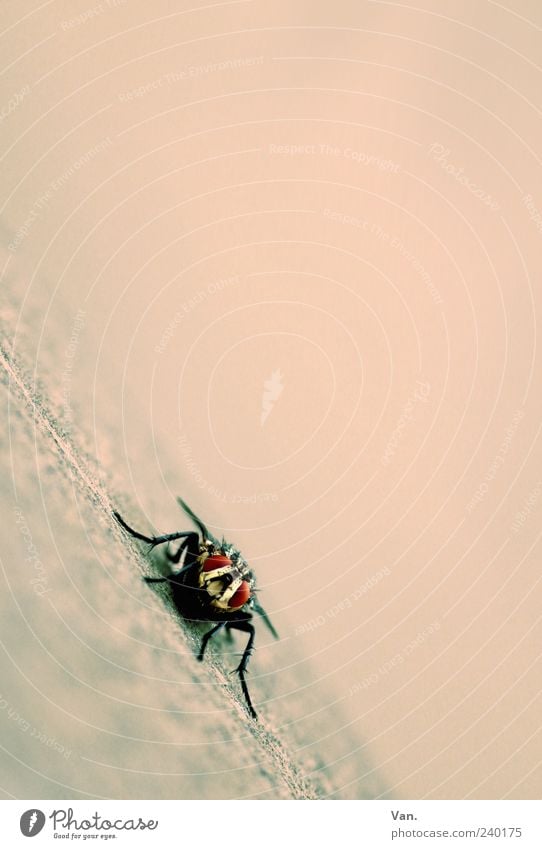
[1,800,541,848]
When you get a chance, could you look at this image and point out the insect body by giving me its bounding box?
[113,499,278,718]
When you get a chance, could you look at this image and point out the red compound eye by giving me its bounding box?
[229,580,251,609]
[203,554,231,572]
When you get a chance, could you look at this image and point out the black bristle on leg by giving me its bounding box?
[197,622,225,662]
[238,668,257,719]
[227,618,257,719]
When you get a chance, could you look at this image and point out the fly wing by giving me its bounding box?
[252,599,279,639]
[177,497,218,545]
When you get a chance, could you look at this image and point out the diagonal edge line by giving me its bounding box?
[0,340,321,800]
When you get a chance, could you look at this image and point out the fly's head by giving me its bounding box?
[197,540,255,611]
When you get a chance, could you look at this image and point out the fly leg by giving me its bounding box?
[166,532,200,565]
[227,617,257,719]
[114,511,194,550]
[197,622,226,662]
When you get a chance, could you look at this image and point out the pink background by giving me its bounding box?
[2,0,542,798]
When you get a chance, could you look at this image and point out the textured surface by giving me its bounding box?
[0,344,384,799]
[2,0,542,801]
